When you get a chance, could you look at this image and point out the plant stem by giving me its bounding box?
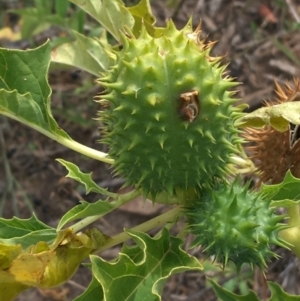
[23,121,114,164]
[96,205,183,252]
[71,189,142,233]
[53,136,113,164]
[2,106,113,164]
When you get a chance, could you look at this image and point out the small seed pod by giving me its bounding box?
[185,180,289,271]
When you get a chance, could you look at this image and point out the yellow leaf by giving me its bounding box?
[0,281,29,301]
[0,243,22,270]
[9,250,55,286]
[0,227,105,299]
[0,27,21,41]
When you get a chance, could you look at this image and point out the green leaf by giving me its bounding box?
[55,0,69,19]
[69,0,134,41]
[73,276,104,301]
[0,42,112,164]
[57,199,114,230]
[261,171,300,257]
[0,215,52,238]
[262,171,300,205]
[51,30,112,76]
[208,278,260,301]
[269,282,300,300]
[209,279,300,301]
[0,42,70,138]
[127,0,156,37]
[91,228,203,301]
[11,7,66,38]
[57,189,139,230]
[56,159,116,196]
[0,230,57,250]
[238,102,300,132]
[0,215,56,248]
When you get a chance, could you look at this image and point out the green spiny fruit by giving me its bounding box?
[98,20,243,198]
[185,180,289,271]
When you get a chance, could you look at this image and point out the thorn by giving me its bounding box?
[184,153,191,162]
[227,196,238,214]
[137,171,150,186]
[205,130,216,143]
[113,105,126,112]
[145,123,153,134]
[157,167,163,177]
[149,157,156,171]
[128,136,139,150]
[165,182,174,196]
[131,108,139,115]
[154,112,162,121]
[199,162,207,173]
[124,120,135,130]
[195,127,204,136]
[167,160,171,169]
[183,122,189,130]
[147,95,158,106]
[158,135,167,149]
[216,112,229,119]
[217,155,225,163]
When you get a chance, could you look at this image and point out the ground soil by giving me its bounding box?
[1,0,300,300]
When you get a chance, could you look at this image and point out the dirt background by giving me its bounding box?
[1,0,300,300]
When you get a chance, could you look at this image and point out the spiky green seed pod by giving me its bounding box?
[98,20,243,198]
[185,180,289,271]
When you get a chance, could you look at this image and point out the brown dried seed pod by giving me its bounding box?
[244,79,300,185]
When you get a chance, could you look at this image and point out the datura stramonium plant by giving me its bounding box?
[97,20,289,270]
[97,20,244,198]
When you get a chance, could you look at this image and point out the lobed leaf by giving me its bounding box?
[261,171,300,257]
[57,199,114,230]
[56,159,116,197]
[91,228,203,301]
[238,102,300,132]
[73,276,104,301]
[209,279,300,301]
[0,41,70,138]
[69,0,134,41]
[262,171,300,205]
[57,188,139,230]
[0,228,104,301]
[0,215,56,249]
[269,282,300,300]
[0,42,111,163]
[127,0,156,37]
[10,5,65,39]
[51,30,112,76]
